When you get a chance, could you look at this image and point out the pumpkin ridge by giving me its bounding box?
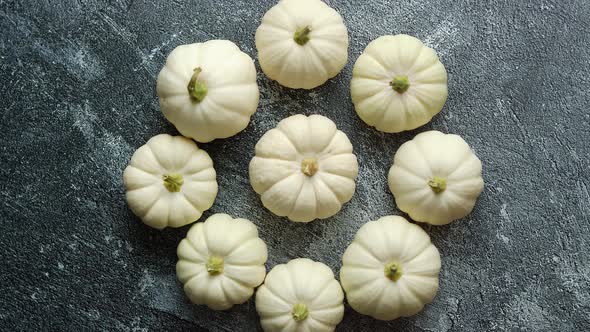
[180,192,202,214]
[317,151,354,161]
[350,278,384,309]
[309,180,318,220]
[143,144,168,173]
[363,52,390,75]
[440,190,476,214]
[305,42,331,77]
[306,316,333,330]
[376,89,397,127]
[272,2,297,32]
[390,164,428,184]
[447,154,482,179]
[275,127,302,155]
[125,167,160,188]
[411,92,435,116]
[406,45,428,74]
[310,176,340,212]
[183,168,216,182]
[308,273,338,307]
[286,176,308,219]
[263,284,292,308]
[276,49,296,85]
[350,233,381,263]
[308,303,344,316]
[137,192,164,219]
[317,129,345,155]
[350,78,388,102]
[400,236,434,264]
[259,18,291,32]
[397,92,410,129]
[183,268,208,286]
[223,237,259,259]
[409,57,441,78]
[263,172,301,197]
[409,140,435,175]
[158,74,193,98]
[316,172,354,202]
[402,276,438,303]
[218,277,232,305]
[205,94,251,117]
[220,276,252,303]
[185,232,209,258]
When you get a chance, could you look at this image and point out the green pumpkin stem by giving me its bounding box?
[294,26,312,46]
[384,262,403,281]
[390,75,410,93]
[187,67,208,102]
[428,177,447,194]
[162,173,184,192]
[291,303,309,322]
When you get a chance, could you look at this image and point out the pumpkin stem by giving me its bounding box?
[428,177,447,194]
[300,158,319,177]
[187,67,208,102]
[390,75,410,93]
[162,173,184,192]
[384,262,403,281]
[291,303,309,322]
[206,256,224,275]
[293,26,311,46]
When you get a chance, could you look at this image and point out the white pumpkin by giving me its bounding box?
[388,130,484,225]
[156,40,260,142]
[256,258,344,332]
[249,114,358,222]
[351,34,448,133]
[123,134,218,230]
[340,216,441,321]
[176,213,268,310]
[255,0,349,89]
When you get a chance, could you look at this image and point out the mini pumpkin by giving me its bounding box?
[340,216,441,321]
[176,213,268,310]
[388,130,484,225]
[351,34,448,133]
[123,134,218,229]
[249,114,359,222]
[156,40,260,142]
[255,0,349,89]
[256,258,344,332]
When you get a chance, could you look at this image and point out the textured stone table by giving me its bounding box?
[1,0,589,331]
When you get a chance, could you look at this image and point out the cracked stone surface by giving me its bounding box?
[1,0,589,331]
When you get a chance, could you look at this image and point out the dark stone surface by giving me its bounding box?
[1,0,589,331]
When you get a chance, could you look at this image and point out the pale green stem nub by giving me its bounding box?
[428,177,447,194]
[206,256,224,275]
[187,67,208,102]
[390,75,410,94]
[301,158,319,177]
[384,262,403,281]
[162,173,184,192]
[291,303,309,322]
[294,26,311,46]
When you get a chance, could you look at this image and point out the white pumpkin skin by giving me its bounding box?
[157,40,260,142]
[176,213,268,310]
[340,216,441,321]
[255,0,349,89]
[123,134,218,230]
[249,114,359,222]
[351,34,448,133]
[256,258,344,332]
[388,130,484,225]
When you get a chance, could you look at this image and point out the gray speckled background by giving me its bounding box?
[1,0,589,331]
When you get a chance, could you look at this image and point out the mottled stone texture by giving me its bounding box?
[1,0,589,331]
